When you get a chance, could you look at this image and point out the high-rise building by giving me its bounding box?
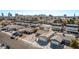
[1,13,4,20]
[8,12,12,17]
[1,13,4,17]
[15,13,19,20]
[15,13,19,17]
[74,13,75,17]
[8,12,12,20]
[73,13,76,20]
[64,14,67,18]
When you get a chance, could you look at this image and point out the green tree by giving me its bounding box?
[70,39,79,48]
[69,19,75,24]
[77,21,79,38]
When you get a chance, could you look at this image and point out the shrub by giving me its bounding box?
[70,39,79,48]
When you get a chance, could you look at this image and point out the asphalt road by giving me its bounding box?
[0,32,40,49]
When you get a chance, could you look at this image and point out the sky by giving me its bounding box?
[0,10,79,16]
[0,0,79,16]
[0,0,79,10]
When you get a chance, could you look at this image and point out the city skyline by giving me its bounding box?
[0,10,79,16]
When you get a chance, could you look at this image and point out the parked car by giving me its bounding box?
[13,32,22,36]
[10,32,22,39]
[5,45,10,49]
[1,46,6,49]
[0,43,10,49]
[1,28,7,31]
[10,35,16,39]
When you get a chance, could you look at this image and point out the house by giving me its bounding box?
[36,31,55,46]
[3,25,24,31]
[50,34,64,49]
[39,24,52,31]
[18,27,37,34]
[36,30,47,36]
[50,39,64,49]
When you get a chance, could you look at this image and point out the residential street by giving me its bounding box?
[0,32,40,49]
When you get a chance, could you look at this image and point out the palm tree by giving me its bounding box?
[1,13,4,20]
[61,20,67,32]
[61,20,67,36]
